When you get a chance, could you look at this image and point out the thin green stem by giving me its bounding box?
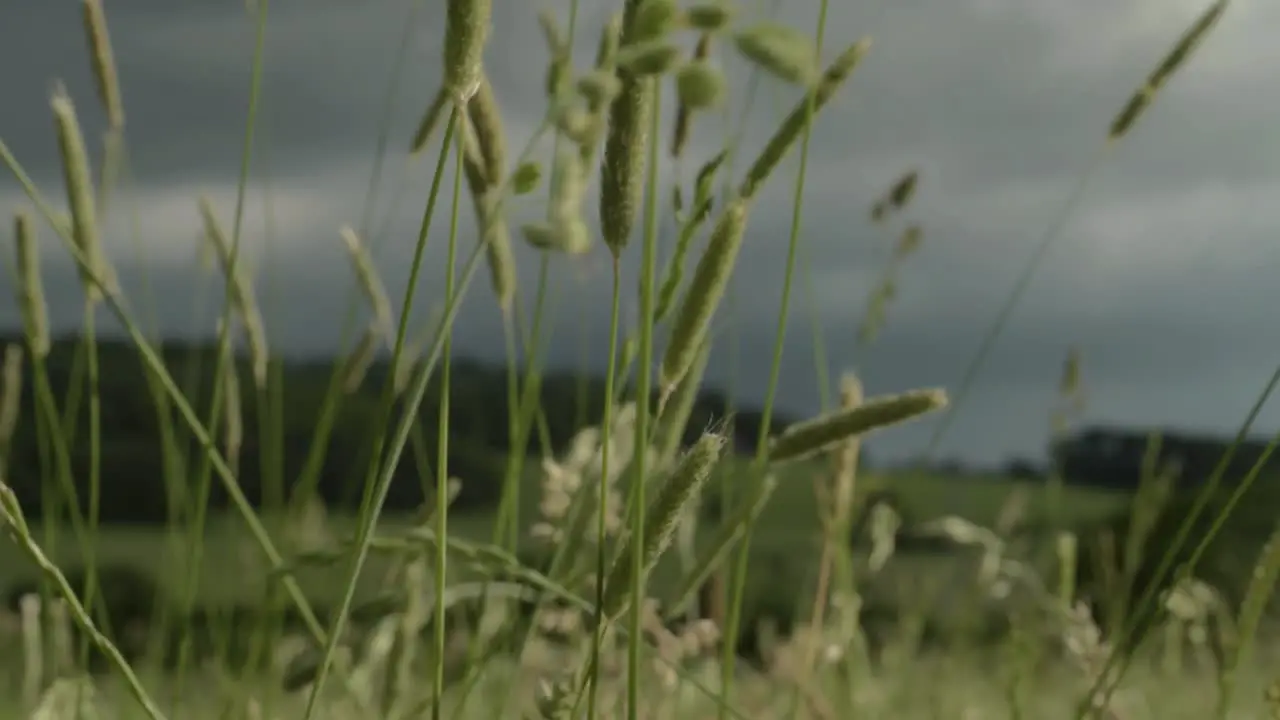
[76,297,102,670]
[586,259,624,720]
[300,106,460,720]
[720,5,830,715]
[432,116,465,720]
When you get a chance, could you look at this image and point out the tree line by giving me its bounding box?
[0,335,794,524]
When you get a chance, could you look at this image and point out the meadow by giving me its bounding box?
[3,0,1280,718]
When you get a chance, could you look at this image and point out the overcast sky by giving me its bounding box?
[2,0,1279,465]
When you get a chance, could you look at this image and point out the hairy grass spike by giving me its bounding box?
[872,169,919,221]
[459,120,518,309]
[1109,0,1229,140]
[443,0,492,102]
[521,219,591,255]
[197,196,269,387]
[512,161,542,195]
[659,196,748,398]
[596,13,623,71]
[676,59,726,111]
[602,430,727,619]
[82,0,124,131]
[467,75,507,184]
[739,39,871,201]
[577,70,623,112]
[51,85,117,304]
[550,145,586,226]
[685,2,733,32]
[617,40,683,76]
[339,225,395,342]
[599,0,656,257]
[634,0,679,42]
[14,213,50,360]
[769,388,949,464]
[733,23,819,86]
[477,190,518,310]
[671,34,716,159]
[537,5,569,100]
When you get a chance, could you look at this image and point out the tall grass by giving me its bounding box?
[1,1,1276,719]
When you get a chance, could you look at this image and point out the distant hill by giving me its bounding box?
[0,333,796,523]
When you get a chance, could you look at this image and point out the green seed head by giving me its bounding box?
[577,69,623,109]
[617,40,682,76]
[443,0,493,102]
[685,2,734,32]
[634,0,679,42]
[511,161,542,195]
[733,22,818,86]
[676,60,726,109]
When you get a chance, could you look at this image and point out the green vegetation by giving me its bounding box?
[3,0,1279,718]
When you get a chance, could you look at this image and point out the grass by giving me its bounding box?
[0,466,1125,607]
[2,0,1278,718]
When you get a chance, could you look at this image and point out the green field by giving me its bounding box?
[4,0,1277,718]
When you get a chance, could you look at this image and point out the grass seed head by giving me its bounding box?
[537,7,567,56]
[555,105,596,146]
[634,0,680,42]
[676,60,726,110]
[602,430,727,619]
[769,388,948,464]
[739,38,871,201]
[477,192,518,310]
[617,39,683,76]
[197,196,269,387]
[51,85,117,304]
[521,219,591,255]
[550,145,587,225]
[466,75,507,183]
[539,9,571,100]
[577,69,624,110]
[459,128,518,309]
[443,0,492,102]
[339,226,395,342]
[82,0,124,131]
[599,69,653,256]
[685,2,734,32]
[733,23,819,86]
[13,213,50,360]
[596,13,624,71]
[873,169,920,220]
[1109,0,1229,140]
[511,161,542,195]
[660,197,749,395]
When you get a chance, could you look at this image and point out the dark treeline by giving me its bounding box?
[1053,424,1280,491]
[0,335,795,523]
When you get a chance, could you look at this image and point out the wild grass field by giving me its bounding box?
[3,0,1280,719]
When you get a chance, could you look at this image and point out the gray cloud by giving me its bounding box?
[2,0,1277,465]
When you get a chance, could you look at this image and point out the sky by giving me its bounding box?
[2,0,1279,466]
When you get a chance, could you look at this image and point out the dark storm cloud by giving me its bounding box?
[2,0,1277,464]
